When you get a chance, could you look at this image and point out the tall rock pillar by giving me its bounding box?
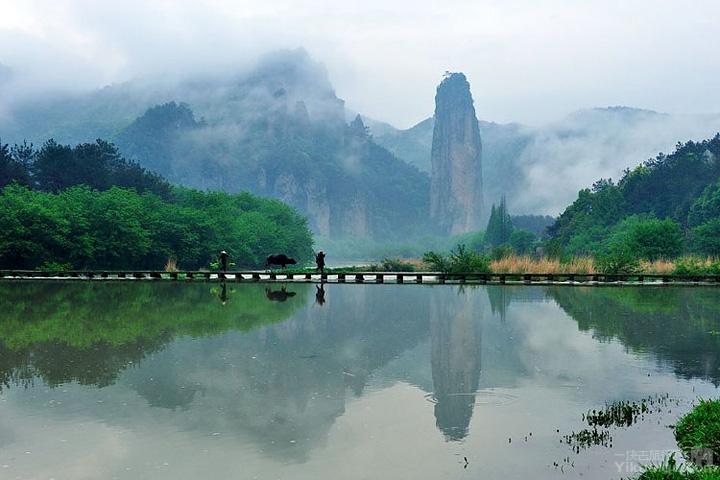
[430,73,484,234]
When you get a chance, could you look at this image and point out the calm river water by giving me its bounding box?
[0,282,718,479]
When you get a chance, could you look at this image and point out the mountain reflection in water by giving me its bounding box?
[0,282,719,479]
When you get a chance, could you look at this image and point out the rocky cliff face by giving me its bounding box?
[111,50,430,240]
[429,73,484,234]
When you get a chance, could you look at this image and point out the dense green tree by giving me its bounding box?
[0,185,313,270]
[29,139,170,197]
[485,196,513,247]
[0,140,31,188]
[602,216,684,261]
[619,135,720,221]
[0,184,69,269]
[509,229,536,255]
[690,219,720,256]
[510,214,554,238]
[688,180,720,227]
[32,139,76,192]
[547,134,720,257]
[546,180,626,255]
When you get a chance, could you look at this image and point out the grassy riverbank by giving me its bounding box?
[633,400,720,479]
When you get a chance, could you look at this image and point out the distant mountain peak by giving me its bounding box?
[595,105,662,115]
[246,48,335,97]
[570,105,666,120]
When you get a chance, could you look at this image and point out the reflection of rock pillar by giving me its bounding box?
[430,288,483,441]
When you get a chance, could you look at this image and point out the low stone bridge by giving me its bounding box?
[1,270,719,286]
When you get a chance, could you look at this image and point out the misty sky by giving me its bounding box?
[1,0,719,128]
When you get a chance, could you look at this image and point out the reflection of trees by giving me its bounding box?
[122,285,433,460]
[549,287,720,385]
[487,285,510,321]
[0,282,306,391]
[0,282,436,460]
[0,337,168,392]
[1,282,551,455]
[430,287,483,441]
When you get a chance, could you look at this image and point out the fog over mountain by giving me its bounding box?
[2,0,720,127]
[372,107,720,215]
[0,49,433,239]
[2,0,720,229]
[2,48,720,230]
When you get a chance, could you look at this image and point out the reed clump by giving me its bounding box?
[641,259,677,275]
[422,253,720,275]
[489,255,595,274]
[164,257,178,273]
[672,257,720,275]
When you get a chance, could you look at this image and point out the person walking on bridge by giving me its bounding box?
[218,250,230,272]
[315,251,326,274]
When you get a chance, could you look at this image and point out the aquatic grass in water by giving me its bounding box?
[564,395,679,451]
[629,400,720,479]
[635,454,720,479]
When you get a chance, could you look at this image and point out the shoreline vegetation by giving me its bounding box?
[3,135,720,276]
[300,252,720,277]
[4,252,720,277]
[0,139,314,270]
[632,399,720,479]
[332,252,720,276]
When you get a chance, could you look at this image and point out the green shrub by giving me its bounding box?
[375,258,416,272]
[423,244,491,274]
[422,251,451,273]
[603,216,684,262]
[691,220,720,256]
[490,244,514,261]
[675,399,720,460]
[450,244,492,273]
[38,261,73,271]
[509,229,537,255]
[595,245,642,274]
[673,258,720,276]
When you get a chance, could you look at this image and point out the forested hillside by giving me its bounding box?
[0,138,313,270]
[115,99,430,239]
[547,134,720,258]
[1,50,431,240]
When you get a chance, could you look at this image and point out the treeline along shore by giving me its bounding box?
[0,139,313,270]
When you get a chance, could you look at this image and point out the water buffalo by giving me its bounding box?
[266,254,297,269]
